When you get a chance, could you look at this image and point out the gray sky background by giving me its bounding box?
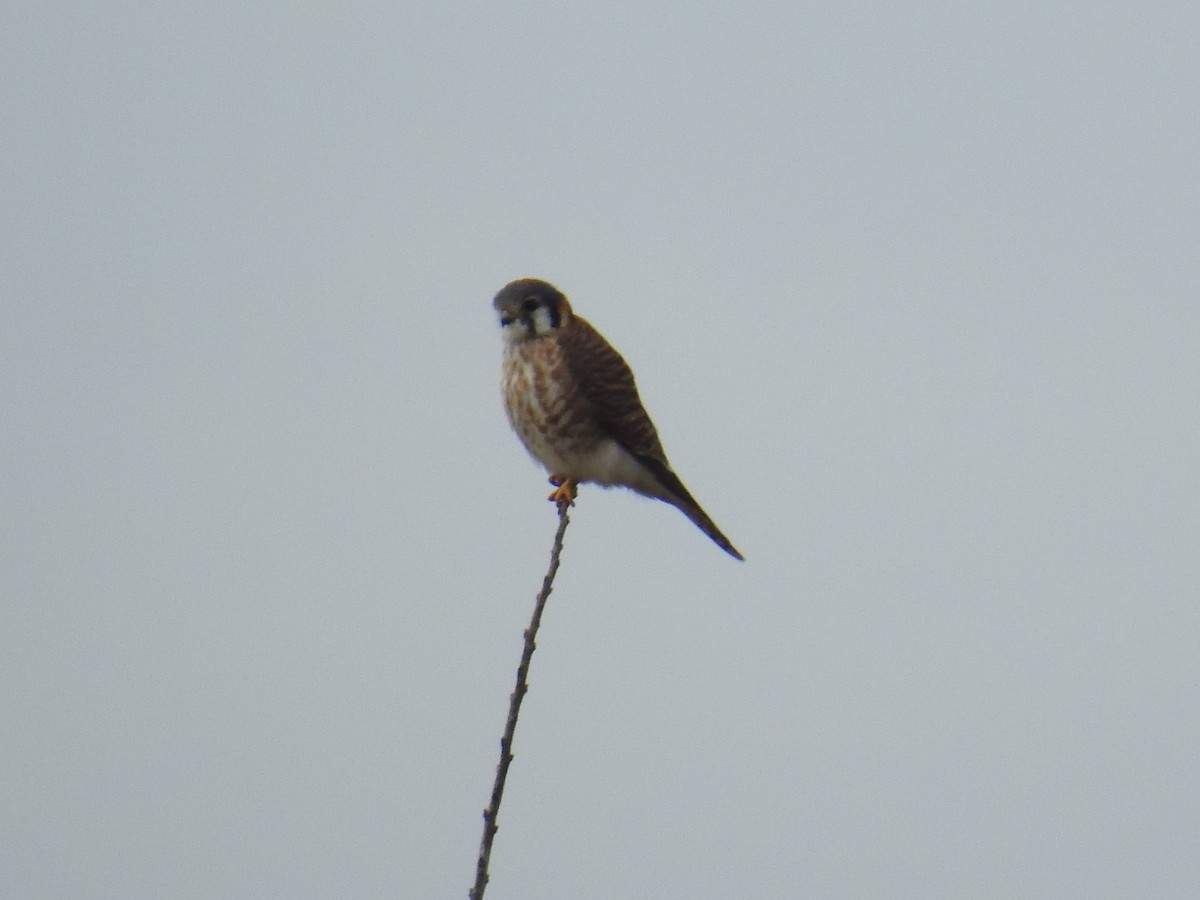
[4,3,1198,898]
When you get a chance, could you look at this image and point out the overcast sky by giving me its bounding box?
[3,3,1198,898]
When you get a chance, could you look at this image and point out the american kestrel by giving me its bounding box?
[494,278,743,560]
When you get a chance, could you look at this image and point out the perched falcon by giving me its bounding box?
[493,278,743,560]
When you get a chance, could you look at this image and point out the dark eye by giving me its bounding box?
[521,297,539,313]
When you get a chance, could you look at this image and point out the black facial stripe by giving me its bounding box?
[513,297,560,333]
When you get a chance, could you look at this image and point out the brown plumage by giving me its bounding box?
[494,278,743,560]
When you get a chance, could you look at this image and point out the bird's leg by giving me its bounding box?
[546,474,577,510]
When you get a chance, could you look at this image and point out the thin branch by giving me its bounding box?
[470,502,571,900]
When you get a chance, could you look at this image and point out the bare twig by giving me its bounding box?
[470,503,571,900]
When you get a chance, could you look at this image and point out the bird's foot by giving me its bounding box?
[546,475,577,510]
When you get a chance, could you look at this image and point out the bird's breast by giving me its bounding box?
[501,337,602,475]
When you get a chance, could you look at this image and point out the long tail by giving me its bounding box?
[649,465,743,560]
[672,494,744,560]
[634,454,744,560]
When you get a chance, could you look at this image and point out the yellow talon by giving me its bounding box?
[546,475,577,509]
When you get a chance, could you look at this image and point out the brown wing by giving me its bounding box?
[561,314,745,560]
[559,315,698,504]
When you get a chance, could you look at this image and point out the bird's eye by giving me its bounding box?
[521,297,539,313]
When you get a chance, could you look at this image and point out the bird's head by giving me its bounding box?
[493,278,572,343]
